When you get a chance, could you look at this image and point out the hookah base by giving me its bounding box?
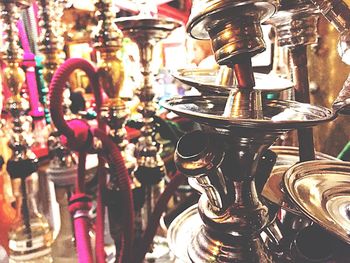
[188,226,273,263]
[144,235,170,263]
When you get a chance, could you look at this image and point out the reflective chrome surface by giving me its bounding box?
[174,68,293,95]
[187,0,278,64]
[167,205,200,263]
[162,95,334,130]
[284,160,350,245]
[165,90,335,261]
[266,0,319,47]
[115,17,181,43]
[262,146,339,214]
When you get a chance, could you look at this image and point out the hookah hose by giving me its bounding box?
[93,128,135,263]
[49,58,100,263]
[133,171,186,263]
[50,58,101,148]
[49,58,133,263]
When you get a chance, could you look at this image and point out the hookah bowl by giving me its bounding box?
[92,0,136,171]
[163,93,333,262]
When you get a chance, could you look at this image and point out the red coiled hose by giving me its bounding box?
[49,58,102,263]
[49,58,102,150]
[133,172,186,263]
[92,128,135,263]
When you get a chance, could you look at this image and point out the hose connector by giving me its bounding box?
[175,130,227,211]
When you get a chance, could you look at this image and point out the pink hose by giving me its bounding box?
[49,58,102,148]
[92,128,134,263]
[68,193,93,263]
[73,216,93,263]
[95,157,106,263]
[49,58,102,263]
[134,172,186,263]
[50,58,133,263]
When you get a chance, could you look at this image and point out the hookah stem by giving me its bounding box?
[290,46,316,161]
[233,56,255,89]
[20,177,32,244]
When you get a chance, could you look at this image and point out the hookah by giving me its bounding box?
[164,0,337,262]
[92,0,137,171]
[49,54,135,262]
[0,1,53,262]
[266,0,320,162]
[265,0,350,261]
[91,0,140,259]
[37,0,67,124]
[115,3,181,251]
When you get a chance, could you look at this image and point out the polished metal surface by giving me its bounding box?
[262,146,339,214]
[165,89,335,262]
[167,205,200,263]
[271,146,339,166]
[175,130,226,210]
[116,14,182,261]
[284,160,350,245]
[309,0,350,33]
[115,17,181,43]
[187,0,278,64]
[266,0,319,47]
[174,68,293,95]
[162,95,334,130]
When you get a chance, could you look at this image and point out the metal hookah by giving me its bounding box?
[37,0,67,124]
[267,0,320,162]
[115,2,181,244]
[164,0,336,262]
[92,0,137,171]
[309,0,350,113]
[0,1,53,261]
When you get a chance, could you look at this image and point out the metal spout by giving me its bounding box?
[175,130,227,210]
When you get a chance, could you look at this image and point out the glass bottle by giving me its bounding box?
[7,156,53,263]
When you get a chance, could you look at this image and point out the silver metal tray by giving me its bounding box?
[284,160,350,244]
[162,96,334,130]
[174,68,293,95]
[262,146,339,215]
[167,205,201,263]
